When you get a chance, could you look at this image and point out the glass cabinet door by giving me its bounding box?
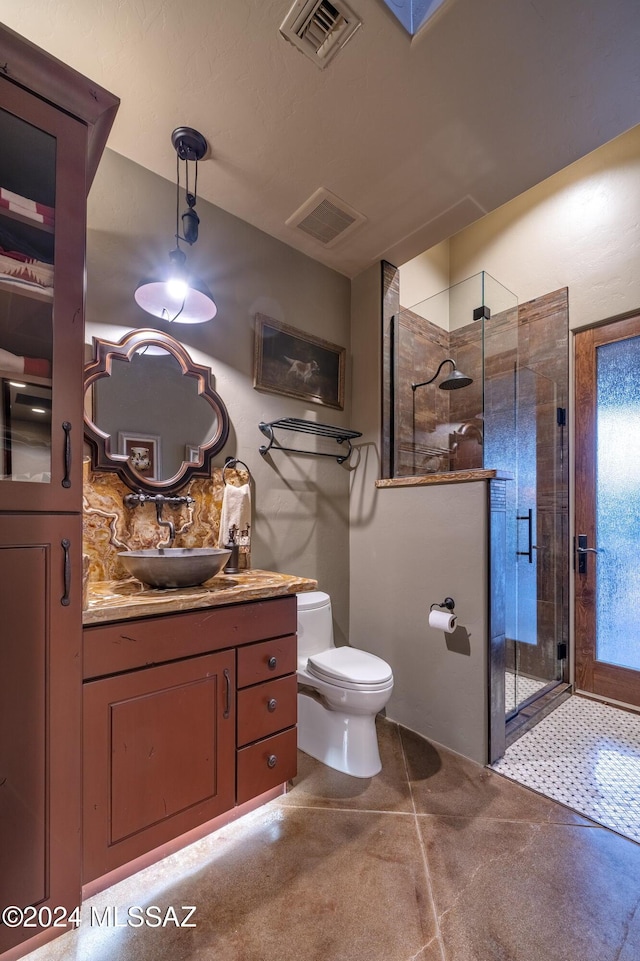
[0,79,86,511]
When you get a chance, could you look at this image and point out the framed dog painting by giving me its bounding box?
[253,314,345,410]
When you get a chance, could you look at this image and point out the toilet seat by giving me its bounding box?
[306,647,393,691]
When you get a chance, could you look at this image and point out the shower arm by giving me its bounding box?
[412,358,457,391]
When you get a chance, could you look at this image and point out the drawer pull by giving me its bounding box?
[267,754,278,769]
[268,656,277,670]
[267,698,278,713]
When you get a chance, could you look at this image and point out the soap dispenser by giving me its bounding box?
[224,524,240,574]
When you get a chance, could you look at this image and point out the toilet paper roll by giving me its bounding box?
[429,609,457,633]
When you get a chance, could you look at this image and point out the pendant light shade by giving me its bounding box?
[134,127,217,324]
[134,249,217,323]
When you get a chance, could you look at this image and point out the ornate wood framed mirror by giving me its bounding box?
[84,328,229,492]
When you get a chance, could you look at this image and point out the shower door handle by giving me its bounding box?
[516,509,537,563]
[576,534,600,574]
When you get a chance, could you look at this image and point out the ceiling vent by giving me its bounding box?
[286,187,367,247]
[280,0,362,68]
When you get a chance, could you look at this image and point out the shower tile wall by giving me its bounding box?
[382,261,399,479]
[395,309,452,475]
[448,321,484,470]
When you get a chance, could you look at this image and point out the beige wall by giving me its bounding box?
[449,124,640,329]
[399,241,450,317]
[86,149,352,641]
[402,123,640,330]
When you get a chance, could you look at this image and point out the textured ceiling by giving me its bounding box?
[2,0,640,277]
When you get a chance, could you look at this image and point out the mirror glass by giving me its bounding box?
[84,329,229,492]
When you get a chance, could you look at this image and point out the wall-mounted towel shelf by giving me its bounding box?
[258,417,362,464]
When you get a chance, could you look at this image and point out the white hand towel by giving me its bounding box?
[217,482,251,547]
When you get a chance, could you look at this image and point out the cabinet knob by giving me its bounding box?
[268,656,277,670]
[267,754,278,769]
[267,698,278,713]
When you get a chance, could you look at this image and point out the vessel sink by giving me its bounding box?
[118,547,232,589]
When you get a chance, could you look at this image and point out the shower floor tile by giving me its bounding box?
[492,695,640,843]
[505,669,549,711]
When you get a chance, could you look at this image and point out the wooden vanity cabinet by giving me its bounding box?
[82,595,298,883]
[0,25,118,957]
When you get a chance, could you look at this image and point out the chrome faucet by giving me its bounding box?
[155,496,175,547]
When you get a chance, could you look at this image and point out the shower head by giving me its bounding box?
[439,368,474,390]
[411,358,473,392]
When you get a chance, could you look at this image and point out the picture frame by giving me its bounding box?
[118,432,161,480]
[253,313,345,411]
[185,444,201,463]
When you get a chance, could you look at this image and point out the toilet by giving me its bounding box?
[296,591,394,778]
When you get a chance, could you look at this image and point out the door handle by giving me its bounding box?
[576,534,600,574]
[61,538,71,606]
[517,508,538,563]
[62,422,72,488]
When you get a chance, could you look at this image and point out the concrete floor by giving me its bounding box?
[23,717,640,961]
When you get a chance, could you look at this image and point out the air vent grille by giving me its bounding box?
[280,0,362,68]
[286,187,367,248]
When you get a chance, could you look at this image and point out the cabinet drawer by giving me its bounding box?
[237,634,297,688]
[84,595,296,679]
[237,674,297,747]
[236,728,297,804]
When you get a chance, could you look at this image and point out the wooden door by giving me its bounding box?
[83,649,236,882]
[575,313,640,707]
[0,514,82,954]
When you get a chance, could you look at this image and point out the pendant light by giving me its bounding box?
[134,127,217,324]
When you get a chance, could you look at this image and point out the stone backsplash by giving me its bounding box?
[83,459,251,586]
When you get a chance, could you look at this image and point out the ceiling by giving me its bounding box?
[3,0,640,278]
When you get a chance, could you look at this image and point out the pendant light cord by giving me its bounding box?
[175,150,181,249]
[174,149,199,246]
[165,149,189,322]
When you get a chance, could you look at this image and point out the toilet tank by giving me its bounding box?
[296,591,334,660]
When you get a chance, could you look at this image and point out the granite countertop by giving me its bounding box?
[83,569,318,626]
[376,469,512,488]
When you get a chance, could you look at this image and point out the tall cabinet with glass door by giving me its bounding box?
[0,25,118,956]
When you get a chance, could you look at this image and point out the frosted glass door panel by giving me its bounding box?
[596,336,640,671]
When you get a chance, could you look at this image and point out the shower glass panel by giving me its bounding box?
[390,271,568,725]
[504,367,563,717]
[392,271,517,478]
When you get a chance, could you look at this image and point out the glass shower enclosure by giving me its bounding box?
[390,271,569,732]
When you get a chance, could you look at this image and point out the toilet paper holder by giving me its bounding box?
[430,597,455,612]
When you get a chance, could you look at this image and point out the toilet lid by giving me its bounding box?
[307,647,393,685]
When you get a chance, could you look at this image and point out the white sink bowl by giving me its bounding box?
[118,547,232,589]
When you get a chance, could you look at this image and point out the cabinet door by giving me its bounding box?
[0,514,82,955]
[0,78,87,511]
[83,650,236,883]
